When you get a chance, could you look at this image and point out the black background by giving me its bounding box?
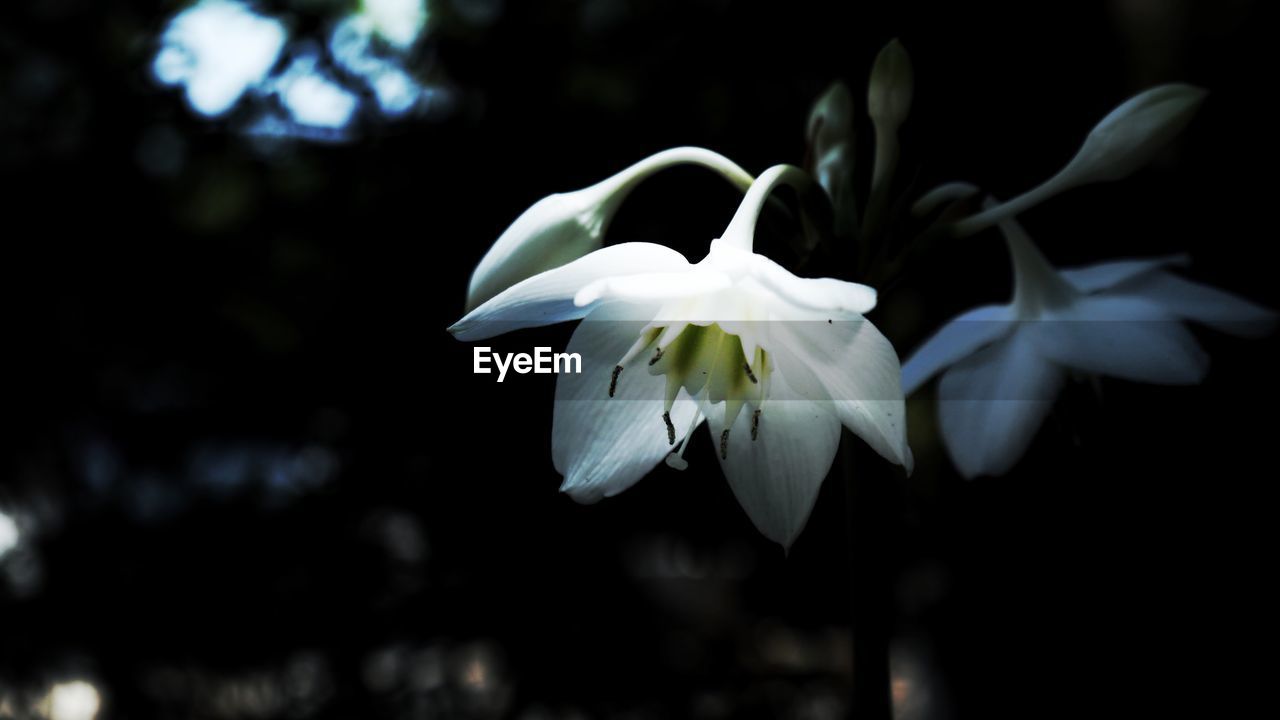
[2,1,1276,718]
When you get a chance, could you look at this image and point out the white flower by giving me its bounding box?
[152,0,288,117]
[901,217,1275,478]
[451,165,912,548]
[360,0,428,50]
[465,147,753,312]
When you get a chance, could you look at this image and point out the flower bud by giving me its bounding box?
[949,84,1207,238]
[806,82,857,236]
[1058,83,1207,186]
[807,81,855,158]
[464,148,752,311]
[867,39,913,130]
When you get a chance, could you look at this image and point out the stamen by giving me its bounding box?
[720,428,730,459]
[608,365,623,397]
[610,326,661,398]
[649,322,689,367]
[663,412,676,445]
[665,408,704,471]
[751,409,761,441]
[742,361,757,384]
[616,326,661,366]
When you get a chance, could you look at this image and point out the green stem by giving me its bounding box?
[861,127,900,241]
[591,146,755,203]
[948,169,1073,238]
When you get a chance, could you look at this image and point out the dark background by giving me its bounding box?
[2,1,1276,718]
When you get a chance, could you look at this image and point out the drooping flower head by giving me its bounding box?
[451,164,911,548]
[902,208,1275,478]
[896,82,1276,477]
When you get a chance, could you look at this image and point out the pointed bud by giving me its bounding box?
[464,147,752,311]
[465,190,609,312]
[807,81,855,157]
[950,84,1208,239]
[1059,83,1207,186]
[867,38,913,130]
[805,82,857,236]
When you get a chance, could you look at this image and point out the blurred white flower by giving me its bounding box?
[39,680,101,720]
[452,165,911,548]
[902,216,1274,478]
[153,0,287,117]
[270,55,360,131]
[0,509,18,560]
[361,0,429,49]
[464,147,753,312]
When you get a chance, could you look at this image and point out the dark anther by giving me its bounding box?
[609,365,623,397]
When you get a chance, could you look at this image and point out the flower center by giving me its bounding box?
[608,322,770,461]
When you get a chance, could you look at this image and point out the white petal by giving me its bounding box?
[900,304,1014,396]
[937,331,1063,478]
[1115,271,1277,337]
[710,372,841,549]
[574,267,731,306]
[1058,254,1188,293]
[449,243,690,341]
[464,192,606,312]
[1032,295,1209,384]
[768,318,912,471]
[747,253,878,317]
[553,305,700,503]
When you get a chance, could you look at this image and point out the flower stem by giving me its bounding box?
[593,146,756,201]
[948,170,1072,238]
[860,127,900,241]
[721,164,814,250]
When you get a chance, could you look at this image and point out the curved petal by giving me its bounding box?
[937,331,1063,478]
[574,267,731,306]
[553,305,700,503]
[768,318,912,471]
[1116,271,1277,338]
[748,253,878,317]
[449,243,690,341]
[1058,254,1188,294]
[900,304,1014,396]
[1032,295,1209,384]
[709,371,841,550]
[464,192,604,312]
